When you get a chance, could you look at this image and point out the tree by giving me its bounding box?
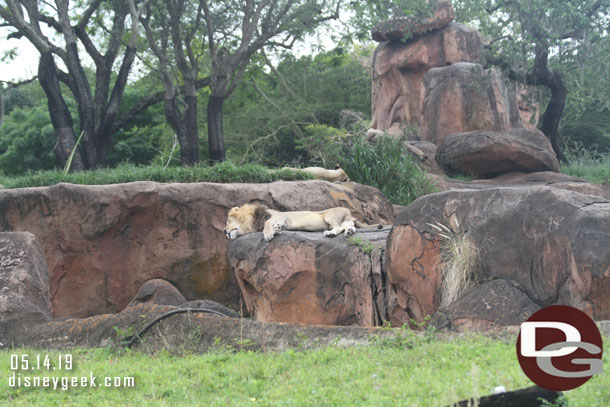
[199,0,342,164]
[140,0,209,166]
[0,0,148,170]
[454,0,610,163]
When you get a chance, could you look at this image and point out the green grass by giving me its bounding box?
[562,145,610,184]
[0,161,314,189]
[2,335,608,406]
[342,135,437,206]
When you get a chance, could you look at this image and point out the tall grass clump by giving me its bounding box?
[1,161,314,189]
[429,221,480,308]
[343,134,436,206]
[561,141,610,183]
[297,124,436,205]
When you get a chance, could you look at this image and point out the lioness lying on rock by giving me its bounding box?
[282,164,349,182]
[224,203,381,241]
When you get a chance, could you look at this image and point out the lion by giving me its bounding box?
[282,164,349,182]
[224,203,382,241]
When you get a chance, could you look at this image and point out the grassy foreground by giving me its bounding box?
[2,334,608,406]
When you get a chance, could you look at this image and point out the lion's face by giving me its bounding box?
[224,204,266,240]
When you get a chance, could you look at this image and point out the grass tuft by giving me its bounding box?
[429,221,480,308]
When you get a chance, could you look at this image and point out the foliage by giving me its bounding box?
[347,0,436,41]
[295,124,436,205]
[561,143,610,184]
[0,106,58,175]
[0,162,314,189]
[224,46,372,165]
[346,236,375,255]
[2,336,608,406]
[454,0,610,159]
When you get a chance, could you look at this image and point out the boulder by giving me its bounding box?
[435,128,560,178]
[0,181,393,319]
[183,299,240,318]
[387,187,610,324]
[371,23,482,132]
[428,171,610,200]
[0,232,51,344]
[421,63,536,145]
[127,279,186,308]
[229,227,392,327]
[433,279,541,332]
[371,0,454,42]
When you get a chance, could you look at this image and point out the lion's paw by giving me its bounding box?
[263,233,275,241]
[324,230,336,237]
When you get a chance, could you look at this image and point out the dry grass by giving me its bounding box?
[429,221,480,309]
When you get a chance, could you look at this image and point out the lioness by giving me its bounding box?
[224,203,381,241]
[282,164,349,182]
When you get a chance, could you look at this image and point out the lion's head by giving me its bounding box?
[334,164,350,182]
[224,203,269,240]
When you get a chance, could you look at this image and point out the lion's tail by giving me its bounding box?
[354,220,384,229]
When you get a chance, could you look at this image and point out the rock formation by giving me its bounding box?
[0,232,51,345]
[0,181,393,319]
[435,128,560,177]
[229,227,391,327]
[387,187,610,325]
[370,0,550,179]
[371,23,483,133]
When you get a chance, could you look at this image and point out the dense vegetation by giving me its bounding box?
[1,1,609,196]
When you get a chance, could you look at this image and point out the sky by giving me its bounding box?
[0,29,40,82]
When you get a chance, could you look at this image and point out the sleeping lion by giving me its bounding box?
[282,164,349,182]
[224,203,381,241]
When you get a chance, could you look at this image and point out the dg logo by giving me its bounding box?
[517,305,604,391]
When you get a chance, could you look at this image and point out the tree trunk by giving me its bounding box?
[531,45,568,164]
[539,73,568,163]
[64,42,98,169]
[37,51,85,172]
[162,92,200,166]
[183,94,200,165]
[207,95,226,164]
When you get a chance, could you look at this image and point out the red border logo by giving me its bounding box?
[516,305,603,391]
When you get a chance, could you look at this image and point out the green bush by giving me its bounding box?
[0,106,58,175]
[296,124,436,205]
[344,134,436,206]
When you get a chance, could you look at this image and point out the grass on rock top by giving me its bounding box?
[0,161,315,189]
[1,333,608,407]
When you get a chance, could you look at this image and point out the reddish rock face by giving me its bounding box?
[0,232,51,344]
[421,63,538,145]
[435,128,560,178]
[0,181,393,319]
[229,228,391,327]
[388,187,610,323]
[371,23,482,132]
[428,171,610,201]
[371,0,454,42]
[432,279,541,332]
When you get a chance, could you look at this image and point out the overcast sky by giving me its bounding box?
[0,33,39,82]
